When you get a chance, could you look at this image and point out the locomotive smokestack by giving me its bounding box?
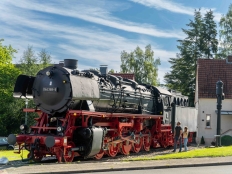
[100,65,108,75]
[64,59,78,69]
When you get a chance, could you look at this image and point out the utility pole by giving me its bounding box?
[25,99,29,125]
[216,80,224,147]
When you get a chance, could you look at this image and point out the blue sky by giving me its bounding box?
[1,0,231,83]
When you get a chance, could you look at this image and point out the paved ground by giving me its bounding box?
[0,145,229,174]
[1,156,232,174]
[94,166,232,174]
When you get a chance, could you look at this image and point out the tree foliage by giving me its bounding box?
[0,39,19,102]
[18,46,52,76]
[120,45,160,86]
[16,46,52,130]
[38,49,52,69]
[0,39,23,136]
[219,4,232,58]
[0,44,53,136]
[164,10,218,106]
[108,69,115,73]
[203,10,218,58]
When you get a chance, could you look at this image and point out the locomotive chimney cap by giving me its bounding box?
[100,65,108,75]
[64,59,78,69]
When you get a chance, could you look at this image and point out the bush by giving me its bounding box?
[200,136,205,144]
[211,141,216,146]
[221,135,232,146]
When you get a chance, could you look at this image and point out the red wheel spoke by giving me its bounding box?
[120,141,131,155]
[107,143,119,157]
[62,142,75,162]
[143,129,151,151]
[132,136,143,153]
[95,150,104,160]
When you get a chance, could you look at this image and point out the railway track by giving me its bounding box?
[9,146,177,165]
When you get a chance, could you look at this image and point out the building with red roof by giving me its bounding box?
[109,73,135,80]
[195,56,232,145]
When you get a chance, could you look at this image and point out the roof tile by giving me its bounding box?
[197,58,232,99]
[110,73,135,80]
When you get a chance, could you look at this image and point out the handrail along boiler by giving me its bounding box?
[8,59,193,162]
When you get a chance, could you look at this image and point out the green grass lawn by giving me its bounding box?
[0,150,29,161]
[125,146,232,161]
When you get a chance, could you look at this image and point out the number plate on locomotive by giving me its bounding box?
[43,87,58,92]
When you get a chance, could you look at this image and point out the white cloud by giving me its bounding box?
[1,0,184,39]
[130,0,222,22]
[0,0,179,84]
[130,0,193,15]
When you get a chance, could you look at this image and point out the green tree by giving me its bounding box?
[18,46,52,76]
[18,46,39,76]
[0,39,23,136]
[219,4,232,58]
[17,46,52,129]
[120,45,160,86]
[0,43,53,136]
[108,69,115,73]
[202,10,218,58]
[0,39,19,102]
[38,49,52,69]
[165,10,218,106]
[0,39,16,65]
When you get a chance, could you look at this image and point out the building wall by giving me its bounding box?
[197,98,232,145]
[195,63,199,109]
[175,106,198,132]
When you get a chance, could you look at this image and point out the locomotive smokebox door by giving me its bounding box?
[32,66,72,114]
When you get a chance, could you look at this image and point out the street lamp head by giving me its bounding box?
[216,80,223,96]
[25,99,29,105]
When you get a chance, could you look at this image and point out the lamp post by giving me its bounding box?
[25,99,29,125]
[216,80,224,147]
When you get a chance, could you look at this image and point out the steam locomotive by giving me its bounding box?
[8,59,195,162]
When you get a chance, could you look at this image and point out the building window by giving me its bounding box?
[206,114,211,128]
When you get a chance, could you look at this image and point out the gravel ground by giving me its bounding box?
[5,143,204,166]
[105,143,203,162]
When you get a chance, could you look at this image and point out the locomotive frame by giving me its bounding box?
[11,109,173,162]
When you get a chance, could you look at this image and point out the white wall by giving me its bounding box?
[175,106,197,132]
[197,98,232,145]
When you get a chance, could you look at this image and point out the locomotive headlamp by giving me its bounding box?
[20,124,25,130]
[20,124,28,133]
[46,71,53,77]
[57,126,63,132]
[46,71,51,76]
